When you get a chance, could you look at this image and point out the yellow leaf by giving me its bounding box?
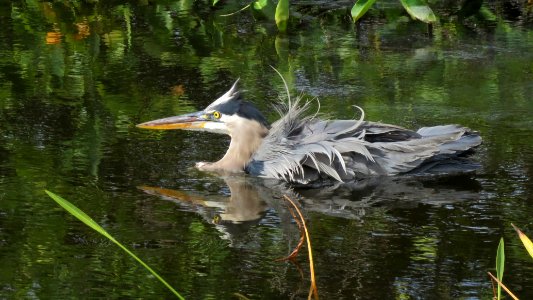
[512,223,533,259]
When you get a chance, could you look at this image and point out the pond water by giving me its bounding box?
[1,1,533,299]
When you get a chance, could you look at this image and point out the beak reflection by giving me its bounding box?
[138,176,268,224]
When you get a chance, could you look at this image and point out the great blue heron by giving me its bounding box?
[137,80,482,184]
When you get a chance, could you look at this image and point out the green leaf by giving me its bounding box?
[275,0,289,32]
[252,0,275,20]
[351,0,378,23]
[479,6,497,22]
[253,0,269,10]
[512,224,533,260]
[45,190,185,300]
[496,237,505,300]
[213,0,220,6]
[399,0,436,23]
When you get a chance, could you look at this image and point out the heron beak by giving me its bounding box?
[137,111,229,134]
[136,111,209,130]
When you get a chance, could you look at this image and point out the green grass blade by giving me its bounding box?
[275,0,289,32]
[45,190,110,237]
[111,239,184,299]
[351,0,378,23]
[45,190,185,300]
[399,0,436,23]
[496,237,504,300]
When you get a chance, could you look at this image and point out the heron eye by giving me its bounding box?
[213,111,221,119]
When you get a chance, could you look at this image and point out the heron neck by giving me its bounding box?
[215,121,269,172]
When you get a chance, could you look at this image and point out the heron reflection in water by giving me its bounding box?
[138,174,481,244]
[137,79,481,184]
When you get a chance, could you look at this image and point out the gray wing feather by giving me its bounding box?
[418,125,482,154]
[251,99,371,183]
[248,99,482,183]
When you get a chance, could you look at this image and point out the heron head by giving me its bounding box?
[137,79,270,135]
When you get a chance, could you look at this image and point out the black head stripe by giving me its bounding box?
[211,99,241,116]
[237,101,270,128]
[210,97,270,128]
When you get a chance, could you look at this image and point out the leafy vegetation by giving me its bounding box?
[352,0,436,23]
[211,0,527,31]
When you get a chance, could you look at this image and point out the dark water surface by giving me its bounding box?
[1,1,533,299]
